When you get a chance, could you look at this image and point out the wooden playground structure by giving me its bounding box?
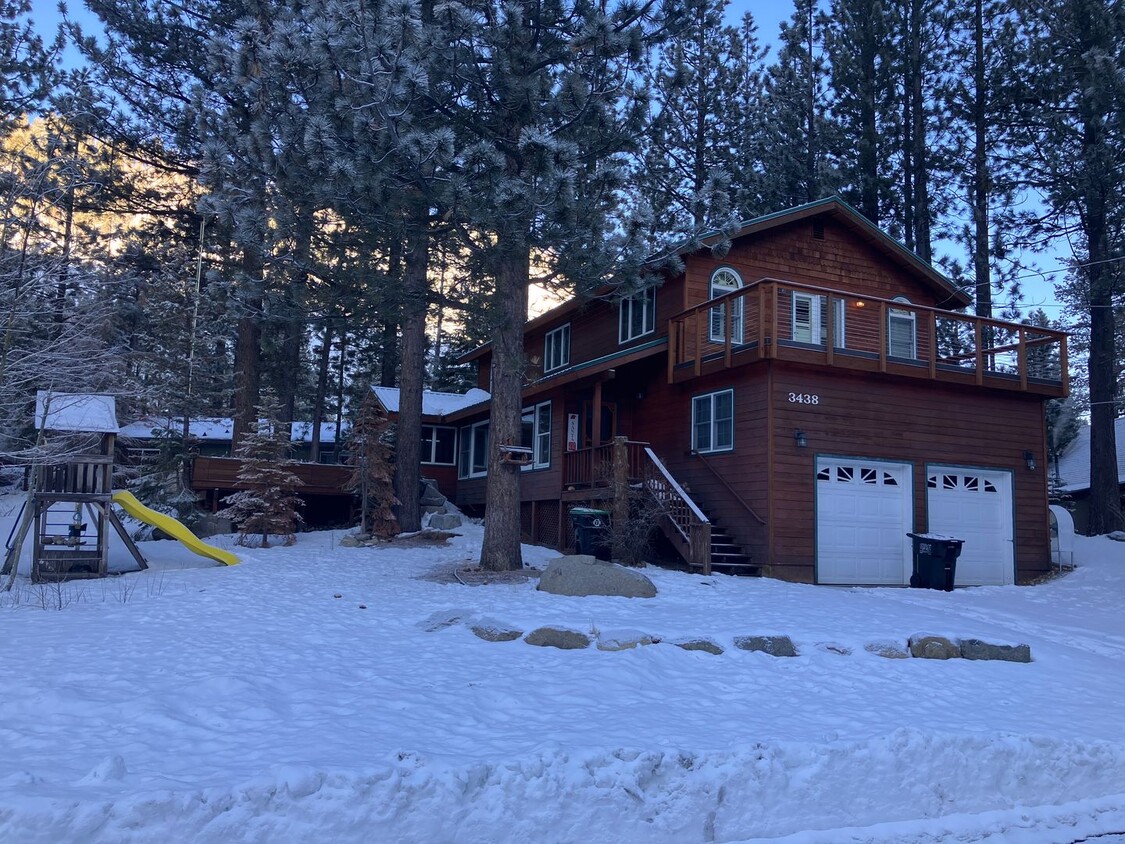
[3,393,147,583]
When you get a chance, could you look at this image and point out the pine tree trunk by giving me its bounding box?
[1084,140,1124,534]
[395,220,429,533]
[971,0,992,318]
[233,247,263,450]
[909,0,931,262]
[479,246,529,571]
[310,319,333,464]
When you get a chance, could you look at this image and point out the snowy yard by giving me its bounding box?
[1,494,1124,843]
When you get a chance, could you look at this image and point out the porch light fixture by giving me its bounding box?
[1024,451,1037,471]
[795,430,808,448]
[854,300,866,308]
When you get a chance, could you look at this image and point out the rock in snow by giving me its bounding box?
[536,555,657,598]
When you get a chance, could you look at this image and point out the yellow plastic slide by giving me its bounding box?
[111,491,239,567]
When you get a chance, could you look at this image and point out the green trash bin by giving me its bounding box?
[908,533,964,591]
[569,507,611,559]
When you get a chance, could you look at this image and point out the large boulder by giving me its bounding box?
[536,555,657,599]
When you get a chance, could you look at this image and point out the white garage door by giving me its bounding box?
[817,458,913,585]
[927,468,1014,586]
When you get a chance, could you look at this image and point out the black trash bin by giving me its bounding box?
[908,533,964,591]
[569,507,611,559]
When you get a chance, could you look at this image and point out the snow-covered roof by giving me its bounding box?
[120,417,347,444]
[372,386,490,418]
[1055,418,1125,493]
[119,417,234,441]
[35,392,119,434]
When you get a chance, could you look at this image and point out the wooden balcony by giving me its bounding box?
[667,278,1069,397]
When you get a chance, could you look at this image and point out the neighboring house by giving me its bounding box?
[438,197,1068,586]
[370,386,490,499]
[1052,418,1125,534]
[120,416,354,527]
[119,417,349,462]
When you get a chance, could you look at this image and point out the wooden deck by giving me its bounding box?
[668,278,1068,397]
[190,457,353,497]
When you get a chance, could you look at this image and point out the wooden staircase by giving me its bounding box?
[641,446,759,577]
[704,517,759,575]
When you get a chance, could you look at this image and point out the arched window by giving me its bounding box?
[888,296,917,359]
[709,268,743,344]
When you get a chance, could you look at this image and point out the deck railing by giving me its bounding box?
[562,438,713,572]
[562,439,650,488]
[668,277,1068,395]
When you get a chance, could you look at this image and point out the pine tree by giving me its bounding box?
[758,0,840,209]
[347,389,398,539]
[421,0,668,571]
[1008,0,1125,534]
[826,0,898,228]
[635,0,753,234]
[218,395,302,547]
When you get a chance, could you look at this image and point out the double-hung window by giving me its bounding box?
[691,389,734,454]
[544,324,570,372]
[520,401,552,470]
[708,268,744,344]
[457,421,489,478]
[421,425,456,465]
[888,296,917,359]
[619,286,656,343]
[792,292,846,347]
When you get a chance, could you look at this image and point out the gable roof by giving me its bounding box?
[696,196,972,309]
[458,197,971,364]
[1055,418,1125,493]
[35,392,119,434]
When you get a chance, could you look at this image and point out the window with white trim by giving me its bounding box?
[457,421,489,478]
[691,389,734,453]
[792,292,846,347]
[708,268,744,344]
[888,296,917,359]
[520,401,552,469]
[421,425,456,465]
[619,286,656,343]
[544,324,570,372]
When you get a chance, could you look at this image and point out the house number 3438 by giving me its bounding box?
[788,392,820,405]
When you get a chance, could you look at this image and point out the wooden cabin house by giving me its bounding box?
[442,197,1068,586]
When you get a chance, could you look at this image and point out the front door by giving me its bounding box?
[582,401,617,447]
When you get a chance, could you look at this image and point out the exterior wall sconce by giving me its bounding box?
[795,430,808,448]
[854,300,866,308]
[1024,451,1037,470]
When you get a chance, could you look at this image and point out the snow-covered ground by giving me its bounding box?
[1,492,1123,843]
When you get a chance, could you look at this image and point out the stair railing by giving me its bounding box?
[689,450,766,525]
[642,447,713,574]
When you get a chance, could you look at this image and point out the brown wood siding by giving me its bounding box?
[518,277,687,383]
[624,357,771,566]
[685,219,946,312]
[768,362,1050,583]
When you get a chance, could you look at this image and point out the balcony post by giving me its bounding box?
[927,311,937,379]
[611,435,629,536]
[878,301,888,372]
[1018,326,1028,391]
[974,321,984,385]
[825,294,835,366]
